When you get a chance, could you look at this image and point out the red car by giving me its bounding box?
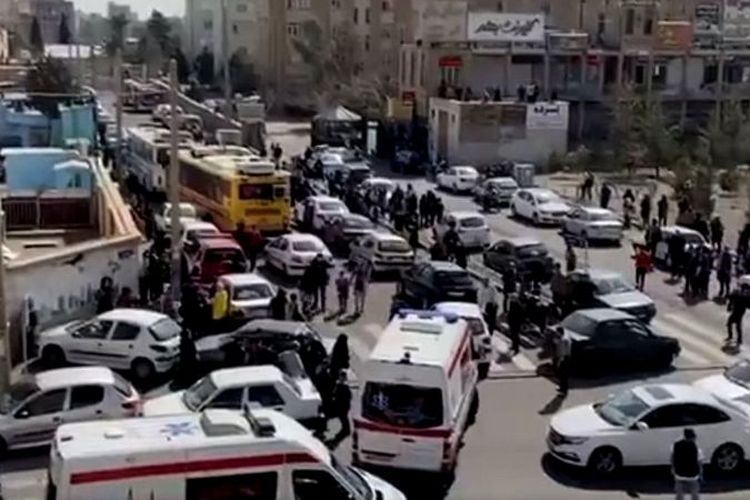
[185,235,248,288]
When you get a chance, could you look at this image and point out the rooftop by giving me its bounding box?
[36,366,115,390]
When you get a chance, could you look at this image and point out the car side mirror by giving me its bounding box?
[634,421,649,431]
[15,410,29,420]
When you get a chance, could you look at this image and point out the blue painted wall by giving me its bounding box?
[0,148,93,191]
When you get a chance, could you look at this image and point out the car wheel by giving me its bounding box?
[712,443,744,474]
[42,345,65,367]
[587,447,622,477]
[131,358,155,381]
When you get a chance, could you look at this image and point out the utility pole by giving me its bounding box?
[168,59,182,307]
[222,0,233,118]
[0,210,10,393]
[114,48,124,178]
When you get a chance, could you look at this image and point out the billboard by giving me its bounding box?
[526,102,569,130]
[467,13,545,43]
[656,21,693,50]
[724,0,750,40]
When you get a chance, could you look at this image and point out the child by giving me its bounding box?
[335,270,351,315]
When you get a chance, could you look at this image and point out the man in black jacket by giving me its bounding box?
[671,428,702,500]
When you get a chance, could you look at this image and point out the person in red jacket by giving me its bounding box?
[633,244,652,291]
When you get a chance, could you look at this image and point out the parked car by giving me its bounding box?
[435,211,491,250]
[0,366,141,451]
[179,220,221,249]
[562,269,656,323]
[295,195,350,232]
[184,236,248,288]
[562,207,623,244]
[143,365,324,429]
[38,309,182,380]
[654,225,710,267]
[349,232,415,273]
[547,384,750,476]
[473,177,519,207]
[437,166,480,193]
[154,202,198,233]
[216,273,276,321]
[264,233,333,277]
[321,213,376,254]
[694,359,750,413]
[557,309,680,374]
[482,237,555,282]
[152,104,183,124]
[400,261,478,308]
[510,188,570,225]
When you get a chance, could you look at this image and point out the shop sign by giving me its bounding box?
[526,102,569,130]
[467,13,545,43]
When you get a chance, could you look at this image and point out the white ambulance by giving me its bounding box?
[353,310,479,476]
[47,408,405,500]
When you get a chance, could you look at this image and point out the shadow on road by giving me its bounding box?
[541,453,750,496]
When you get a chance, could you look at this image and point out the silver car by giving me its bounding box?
[0,366,140,451]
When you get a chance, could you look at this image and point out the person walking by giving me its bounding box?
[727,284,748,345]
[599,182,612,209]
[479,276,499,334]
[555,326,572,395]
[311,253,331,313]
[565,242,577,273]
[330,370,352,444]
[353,263,369,315]
[549,263,567,315]
[671,428,703,500]
[335,270,351,315]
[710,216,724,251]
[502,263,518,312]
[211,282,229,327]
[95,277,115,314]
[634,245,652,291]
[657,194,669,226]
[506,293,523,355]
[330,334,350,375]
[640,193,652,228]
[247,225,264,272]
[717,246,733,299]
[269,289,288,320]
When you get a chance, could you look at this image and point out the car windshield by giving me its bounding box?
[561,313,598,337]
[345,217,375,230]
[593,275,635,295]
[292,240,321,252]
[277,351,307,380]
[319,201,346,212]
[535,192,558,203]
[169,205,196,218]
[183,376,218,411]
[362,382,443,429]
[379,240,410,253]
[517,243,547,257]
[725,359,750,389]
[456,168,476,176]
[594,389,651,426]
[491,179,517,189]
[436,270,473,287]
[0,381,39,414]
[233,283,274,300]
[331,453,372,500]
[683,233,706,245]
[460,217,485,228]
[149,318,180,341]
[590,211,617,221]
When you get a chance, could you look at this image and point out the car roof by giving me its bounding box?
[236,319,311,336]
[448,211,485,220]
[97,308,168,325]
[632,383,719,407]
[365,177,393,185]
[662,225,702,236]
[573,308,634,322]
[579,207,615,215]
[572,268,622,280]
[219,273,272,286]
[308,195,342,203]
[284,233,324,243]
[451,165,477,171]
[428,260,467,272]
[433,302,482,318]
[371,232,406,242]
[523,188,557,196]
[487,177,517,184]
[210,365,284,388]
[35,367,115,390]
[183,220,218,231]
[503,236,542,247]
[199,237,242,250]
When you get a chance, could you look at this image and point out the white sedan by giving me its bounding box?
[295,195,350,231]
[547,384,750,476]
[435,211,491,249]
[563,207,623,244]
[217,273,276,320]
[694,359,750,413]
[38,309,181,380]
[437,166,480,193]
[264,233,333,277]
[510,188,570,225]
[349,233,414,273]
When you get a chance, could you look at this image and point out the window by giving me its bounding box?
[111,322,141,341]
[382,1,391,11]
[237,3,248,13]
[365,8,370,23]
[497,1,504,11]
[70,385,105,409]
[364,35,370,52]
[681,404,731,425]
[186,472,277,500]
[287,0,311,8]
[640,405,688,428]
[246,385,284,407]
[233,24,239,34]
[207,388,245,409]
[287,22,301,37]
[20,389,66,416]
[332,0,341,8]
[625,8,634,35]
[73,320,113,340]
[353,7,358,23]
[203,19,213,31]
[644,11,654,35]
[362,382,443,428]
[292,470,351,500]
[597,13,606,35]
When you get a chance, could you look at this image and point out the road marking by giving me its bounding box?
[492,335,537,372]
[652,317,731,366]
[661,312,728,347]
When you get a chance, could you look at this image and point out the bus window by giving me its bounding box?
[273,185,287,199]
[239,184,274,200]
[186,472,277,500]
[362,382,443,429]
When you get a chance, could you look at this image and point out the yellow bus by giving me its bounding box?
[178,146,291,234]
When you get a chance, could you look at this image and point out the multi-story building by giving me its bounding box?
[15,0,75,46]
[399,0,750,151]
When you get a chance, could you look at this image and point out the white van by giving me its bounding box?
[353,310,479,475]
[433,302,493,379]
[48,408,405,500]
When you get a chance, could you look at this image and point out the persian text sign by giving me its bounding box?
[526,102,569,130]
[467,13,545,43]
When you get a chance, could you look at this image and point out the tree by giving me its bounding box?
[29,17,44,57]
[58,13,72,44]
[194,47,214,85]
[172,46,190,83]
[25,56,76,120]
[229,48,258,94]
[137,10,173,76]
[105,13,129,57]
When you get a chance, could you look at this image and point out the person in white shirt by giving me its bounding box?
[479,276,499,334]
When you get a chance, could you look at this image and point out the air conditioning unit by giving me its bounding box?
[236,159,274,176]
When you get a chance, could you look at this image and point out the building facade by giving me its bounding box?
[399,0,750,147]
[15,0,75,47]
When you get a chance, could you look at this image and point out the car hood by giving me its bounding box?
[694,374,750,402]
[598,291,654,309]
[538,202,569,213]
[143,391,189,416]
[231,298,272,309]
[39,322,76,341]
[587,220,622,228]
[195,333,233,354]
[357,469,407,500]
[550,404,617,436]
